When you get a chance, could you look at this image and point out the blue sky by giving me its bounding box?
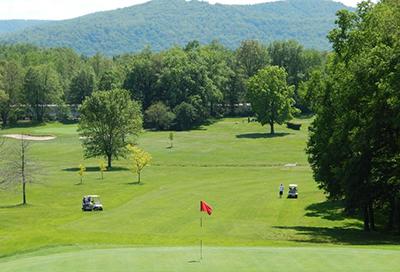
[0,0,371,20]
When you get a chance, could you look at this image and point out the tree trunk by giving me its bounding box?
[387,198,395,231]
[1,112,8,127]
[138,172,141,184]
[396,198,400,234]
[363,204,370,232]
[230,102,235,116]
[368,202,375,231]
[270,122,275,135]
[22,181,26,205]
[22,139,26,205]
[107,155,112,169]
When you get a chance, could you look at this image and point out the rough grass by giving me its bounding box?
[0,118,399,270]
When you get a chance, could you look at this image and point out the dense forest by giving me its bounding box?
[0,39,325,130]
[0,0,351,55]
[0,20,50,34]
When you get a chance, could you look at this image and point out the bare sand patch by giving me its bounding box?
[3,134,56,141]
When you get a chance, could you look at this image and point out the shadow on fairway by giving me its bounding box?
[0,203,27,209]
[126,182,144,186]
[63,166,129,172]
[236,132,290,139]
[273,225,400,245]
[305,200,349,221]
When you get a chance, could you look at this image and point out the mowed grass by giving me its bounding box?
[1,247,399,272]
[0,118,399,270]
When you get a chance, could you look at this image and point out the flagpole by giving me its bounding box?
[200,215,203,261]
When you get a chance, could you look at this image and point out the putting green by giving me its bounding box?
[0,247,399,272]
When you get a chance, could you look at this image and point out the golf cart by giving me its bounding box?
[288,184,298,199]
[82,195,103,211]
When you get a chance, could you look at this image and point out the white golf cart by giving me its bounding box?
[288,184,298,199]
[82,195,103,211]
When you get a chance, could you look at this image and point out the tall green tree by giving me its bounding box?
[268,40,305,88]
[23,65,62,122]
[236,40,270,78]
[78,89,143,168]
[247,66,296,134]
[0,60,23,126]
[123,53,160,109]
[68,66,96,104]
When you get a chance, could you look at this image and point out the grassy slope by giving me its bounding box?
[0,118,399,267]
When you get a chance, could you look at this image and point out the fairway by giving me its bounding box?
[0,118,399,270]
[0,246,399,272]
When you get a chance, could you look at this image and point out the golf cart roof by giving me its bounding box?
[289,184,298,187]
[84,195,100,198]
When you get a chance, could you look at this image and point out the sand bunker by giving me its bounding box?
[3,134,56,141]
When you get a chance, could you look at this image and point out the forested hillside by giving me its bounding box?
[0,20,50,34]
[0,0,351,56]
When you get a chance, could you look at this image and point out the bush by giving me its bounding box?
[145,102,176,130]
[173,102,198,131]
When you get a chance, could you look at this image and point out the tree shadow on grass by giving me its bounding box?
[273,225,400,245]
[0,203,27,209]
[126,182,144,186]
[305,200,350,221]
[63,166,129,172]
[236,132,291,139]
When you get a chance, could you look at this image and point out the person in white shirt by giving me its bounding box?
[279,184,284,198]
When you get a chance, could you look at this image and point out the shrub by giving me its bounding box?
[145,102,176,130]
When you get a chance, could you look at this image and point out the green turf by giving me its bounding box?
[0,118,399,270]
[0,247,399,272]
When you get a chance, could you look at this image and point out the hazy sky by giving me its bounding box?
[0,0,371,20]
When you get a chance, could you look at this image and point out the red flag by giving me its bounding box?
[200,201,213,215]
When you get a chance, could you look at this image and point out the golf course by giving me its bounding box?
[0,118,399,271]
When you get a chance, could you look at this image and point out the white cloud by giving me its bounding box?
[0,0,368,20]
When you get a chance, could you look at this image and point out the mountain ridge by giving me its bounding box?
[0,0,352,56]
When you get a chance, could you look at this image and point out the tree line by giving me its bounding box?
[0,40,325,130]
[307,0,400,233]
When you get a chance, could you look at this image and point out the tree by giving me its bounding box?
[0,136,35,205]
[0,61,23,126]
[127,145,152,184]
[268,40,305,88]
[123,52,160,110]
[236,40,270,78]
[298,69,326,113]
[99,161,107,180]
[68,66,96,104]
[169,132,174,148]
[98,68,121,91]
[23,65,62,122]
[173,102,198,131]
[0,90,10,126]
[78,164,86,184]
[78,89,143,169]
[145,102,176,130]
[247,66,296,134]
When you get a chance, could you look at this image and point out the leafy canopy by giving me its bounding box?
[78,89,143,168]
[247,66,296,134]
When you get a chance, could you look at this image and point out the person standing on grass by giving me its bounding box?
[279,184,284,198]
